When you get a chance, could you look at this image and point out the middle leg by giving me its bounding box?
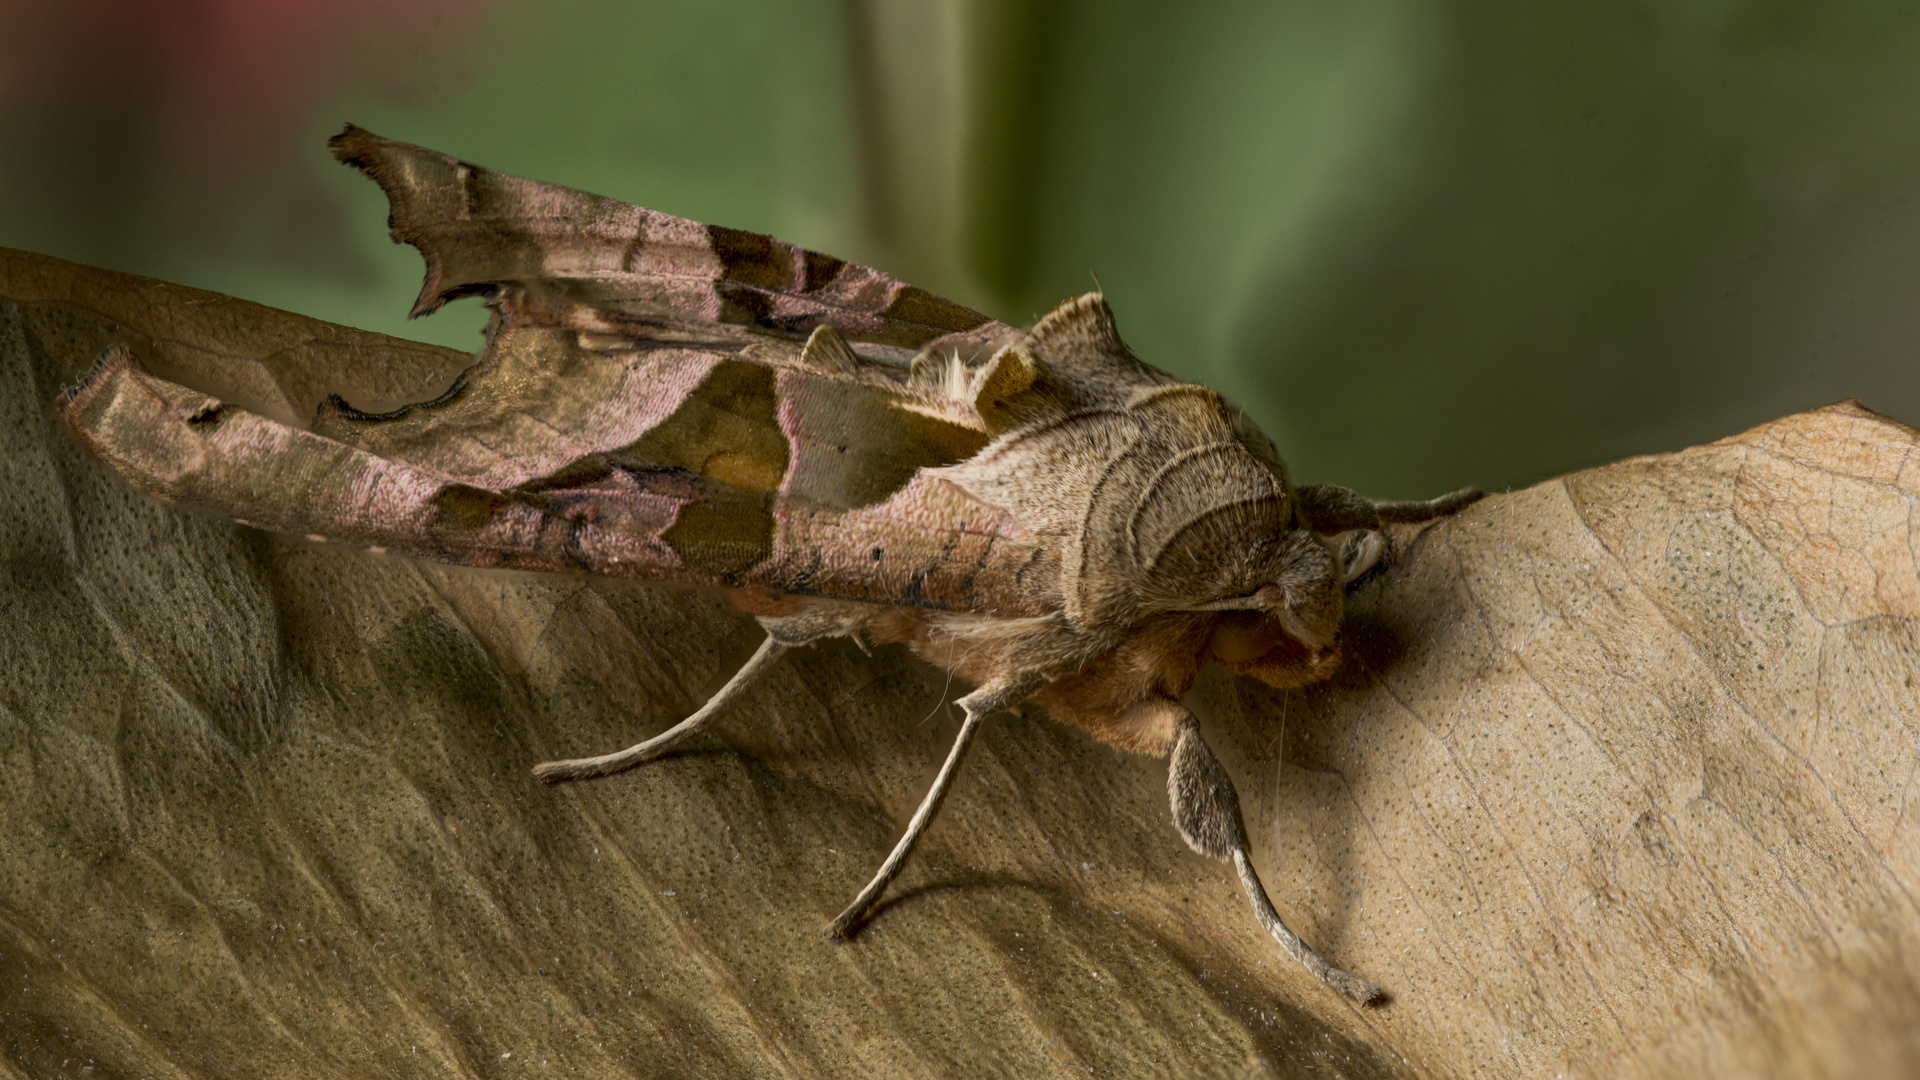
[827,675,1037,940]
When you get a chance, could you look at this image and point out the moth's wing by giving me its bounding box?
[63,128,1065,617]
[326,127,1229,614]
[328,125,1013,366]
[61,341,1063,619]
[305,316,1063,615]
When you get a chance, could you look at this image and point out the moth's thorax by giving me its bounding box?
[941,382,1302,625]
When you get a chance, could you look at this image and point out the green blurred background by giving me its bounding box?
[4,0,1918,496]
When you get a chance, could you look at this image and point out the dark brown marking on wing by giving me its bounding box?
[882,286,988,339]
[320,369,471,424]
[430,486,521,534]
[801,249,847,292]
[714,281,779,332]
[709,226,793,291]
[330,125,1012,355]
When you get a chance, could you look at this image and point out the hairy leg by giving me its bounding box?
[532,634,788,783]
[1167,711,1381,1003]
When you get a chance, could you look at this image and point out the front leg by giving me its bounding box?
[1163,705,1381,1003]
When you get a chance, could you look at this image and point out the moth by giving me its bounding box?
[60,126,1479,1003]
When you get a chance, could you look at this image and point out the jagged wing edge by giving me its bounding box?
[327,124,1015,363]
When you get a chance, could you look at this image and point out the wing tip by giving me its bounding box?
[56,343,139,412]
[327,123,452,321]
[325,122,378,165]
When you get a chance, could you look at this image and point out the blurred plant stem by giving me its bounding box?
[842,0,1062,314]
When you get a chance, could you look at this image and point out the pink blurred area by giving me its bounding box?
[0,0,484,281]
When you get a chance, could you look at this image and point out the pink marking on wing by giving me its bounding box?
[469,503,549,555]
[531,463,723,583]
[445,348,721,492]
[654,279,725,325]
[772,369,818,498]
[823,270,909,322]
[574,520,695,578]
[578,348,718,446]
[339,455,448,538]
[636,213,722,278]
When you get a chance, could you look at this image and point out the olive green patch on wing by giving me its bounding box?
[775,368,989,512]
[607,359,786,581]
[661,491,776,583]
[612,359,788,490]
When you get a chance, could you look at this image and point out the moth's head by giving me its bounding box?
[1188,526,1348,689]
[1126,410,1351,687]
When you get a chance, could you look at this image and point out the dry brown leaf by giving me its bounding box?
[2,249,1916,1079]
